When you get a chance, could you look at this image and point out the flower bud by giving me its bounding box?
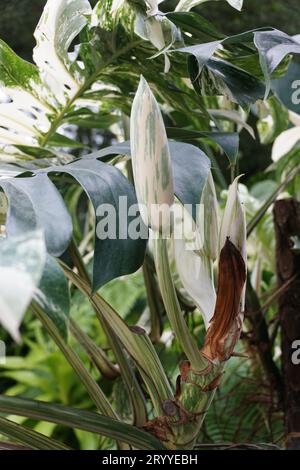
[130,76,174,234]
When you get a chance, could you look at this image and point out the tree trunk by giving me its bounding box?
[274,198,300,449]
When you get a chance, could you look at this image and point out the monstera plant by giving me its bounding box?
[0,0,299,450]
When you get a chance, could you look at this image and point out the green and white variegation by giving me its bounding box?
[130,76,174,233]
[0,0,91,159]
[0,231,46,342]
[33,0,91,104]
[133,1,179,73]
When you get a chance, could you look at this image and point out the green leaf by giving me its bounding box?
[0,416,70,450]
[45,159,147,289]
[0,0,97,157]
[188,55,265,107]
[0,395,165,450]
[62,264,173,414]
[95,140,211,221]
[32,300,117,419]
[48,133,89,149]
[272,61,300,113]
[64,109,121,129]
[0,157,148,289]
[166,128,239,163]
[0,39,49,148]
[176,27,300,106]
[34,256,70,340]
[166,11,224,41]
[0,231,46,342]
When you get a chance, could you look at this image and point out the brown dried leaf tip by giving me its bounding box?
[202,238,246,362]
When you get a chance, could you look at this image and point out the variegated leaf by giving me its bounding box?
[130,76,174,233]
[0,39,51,150]
[0,0,91,158]
[134,1,180,73]
[33,0,91,104]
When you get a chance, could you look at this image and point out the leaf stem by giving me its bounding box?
[153,235,206,370]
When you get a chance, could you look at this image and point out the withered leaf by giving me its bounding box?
[202,238,246,361]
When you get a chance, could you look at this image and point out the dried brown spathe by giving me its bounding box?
[202,238,246,362]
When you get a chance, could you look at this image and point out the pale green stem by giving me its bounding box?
[153,236,206,370]
[69,318,120,380]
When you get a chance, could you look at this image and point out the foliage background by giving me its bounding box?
[0,0,299,450]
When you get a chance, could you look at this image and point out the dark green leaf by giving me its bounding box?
[64,109,120,129]
[272,60,300,112]
[94,140,211,220]
[166,11,224,41]
[47,133,89,149]
[188,55,265,107]
[175,27,299,106]
[43,159,147,290]
[166,128,239,163]
[34,255,70,340]
[0,395,165,450]
[1,158,147,289]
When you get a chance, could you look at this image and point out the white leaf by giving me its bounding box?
[173,203,216,328]
[0,231,46,342]
[226,0,243,10]
[272,126,300,162]
[130,76,174,232]
[174,240,216,328]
